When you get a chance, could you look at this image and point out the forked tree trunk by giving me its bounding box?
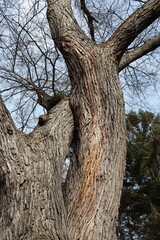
[47,3,126,237]
[0,49,126,240]
[0,98,73,240]
[0,48,126,240]
[1,0,160,239]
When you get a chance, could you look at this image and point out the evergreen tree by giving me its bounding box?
[118,110,160,239]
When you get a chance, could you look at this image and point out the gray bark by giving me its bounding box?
[63,46,126,240]
[0,97,73,240]
[46,0,160,239]
[119,34,160,71]
[1,0,160,239]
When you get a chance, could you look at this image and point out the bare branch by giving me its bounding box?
[80,0,97,42]
[108,0,160,60]
[0,66,49,99]
[119,34,160,71]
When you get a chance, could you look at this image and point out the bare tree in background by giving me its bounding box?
[0,0,160,239]
[0,0,70,131]
[1,0,160,131]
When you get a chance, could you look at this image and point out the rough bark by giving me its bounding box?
[46,0,160,239]
[63,45,126,240]
[119,34,160,71]
[109,0,160,60]
[0,97,73,240]
[1,0,160,239]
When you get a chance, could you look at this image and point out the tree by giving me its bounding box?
[0,0,69,131]
[0,0,160,239]
[118,110,160,239]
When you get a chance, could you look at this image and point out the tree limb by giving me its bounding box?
[108,0,160,60]
[119,34,160,71]
[0,67,50,99]
[80,0,97,42]
[0,97,74,239]
[46,0,92,50]
[0,95,17,132]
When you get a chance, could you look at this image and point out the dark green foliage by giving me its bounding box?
[118,110,160,240]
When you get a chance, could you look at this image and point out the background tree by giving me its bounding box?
[0,0,70,131]
[118,110,160,240]
[0,0,160,239]
[1,0,160,131]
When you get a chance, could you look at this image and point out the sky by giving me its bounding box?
[1,0,160,132]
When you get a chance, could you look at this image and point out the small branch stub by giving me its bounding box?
[38,114,49,126]
[37,93,68,113]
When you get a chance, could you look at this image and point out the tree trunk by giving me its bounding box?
[0,98,73,240]
[62,44,126,239]
[1,6,126,240]
[46,1,127,236]
[0,47,126,240]
[1,0,159,239]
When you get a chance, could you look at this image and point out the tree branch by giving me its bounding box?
[109,0,160,60]
[119,34,160,71]
[0,97,73,239]
[0,95,17,133]
[80,0,97,42]
[46,0,92,50]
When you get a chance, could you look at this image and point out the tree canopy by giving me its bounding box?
[0,0,160,131]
